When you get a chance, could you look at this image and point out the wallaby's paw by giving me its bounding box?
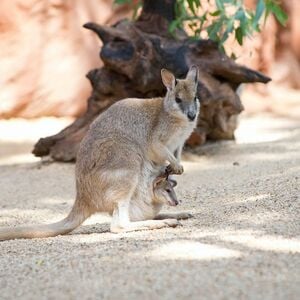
[166,164,184,175]
[163,219,181,227]
[165,164,173,175]
[174,164,184,175]
[176,212,193,220]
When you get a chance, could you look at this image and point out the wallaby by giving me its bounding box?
[0,66,199,239]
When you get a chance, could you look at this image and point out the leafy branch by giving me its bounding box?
[114,0,287,47]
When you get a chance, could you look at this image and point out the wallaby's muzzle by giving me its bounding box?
[187,111,196,121]
[168,198,179,206]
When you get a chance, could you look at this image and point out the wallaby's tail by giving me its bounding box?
[0,199,91,241]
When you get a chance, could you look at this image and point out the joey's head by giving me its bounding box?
[161,65,200,123]
[153,176,178,206]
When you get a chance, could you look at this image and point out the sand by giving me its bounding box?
[0,114,299,300]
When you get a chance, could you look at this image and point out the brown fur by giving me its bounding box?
[0,66,199,240]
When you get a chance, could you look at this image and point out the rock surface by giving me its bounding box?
[0,0,130,118]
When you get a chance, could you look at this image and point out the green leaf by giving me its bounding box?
[225,18,234,33]
[194,0,201,7]
[219,18,234,44]
[235,7,251,37]
[187,0,196,15]
[207,20,223,41]
[235,27,243,45]
[253,0,265,25]
[169,19,181,34]
[210,10,221,17]
[114,0,131,4]
[220,31,229,45]
[271,3,288,26]
[215,0,224,10]
[235,8,246,22]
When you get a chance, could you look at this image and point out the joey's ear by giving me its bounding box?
[153,176,165,188]
[169,179,177,188]
[186,65,198,84]
[161,69,176,90]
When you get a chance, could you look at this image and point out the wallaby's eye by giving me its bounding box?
[175,97,182,104]
[166,189,171,193]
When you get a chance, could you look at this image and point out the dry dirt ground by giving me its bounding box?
[0,115,299,300]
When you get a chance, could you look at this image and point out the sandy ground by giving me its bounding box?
[0,115,299,300]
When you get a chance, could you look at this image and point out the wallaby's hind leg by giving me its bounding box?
[110,200,179,233]
[154,212,193,220]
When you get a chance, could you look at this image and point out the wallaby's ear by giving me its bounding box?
[161,69,176,90]
[186,65,198,84]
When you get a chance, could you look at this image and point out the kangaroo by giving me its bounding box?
[0,66,199,239]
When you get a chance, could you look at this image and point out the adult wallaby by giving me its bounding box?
[0,66,199,239]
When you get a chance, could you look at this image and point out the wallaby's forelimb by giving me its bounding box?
[149,143,183,174]
[174,145,183,161]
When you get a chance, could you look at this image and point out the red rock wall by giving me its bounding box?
[0,0,130,118]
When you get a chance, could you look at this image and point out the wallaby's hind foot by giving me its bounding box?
[110,219,180,233]
[155,212,193,220]
[110,199,180,233]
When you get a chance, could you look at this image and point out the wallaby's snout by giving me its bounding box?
[187,111,196,121]
[166,187,179,206]
[183,97,199,122]
[169,198,179,206]
[153,175,179,206]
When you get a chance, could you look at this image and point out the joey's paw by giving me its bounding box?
[163,219,181,228]
[166,164,184,175]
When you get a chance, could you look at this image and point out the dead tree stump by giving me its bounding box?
[33,0,271,162]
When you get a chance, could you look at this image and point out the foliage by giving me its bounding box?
[114,0,287,47]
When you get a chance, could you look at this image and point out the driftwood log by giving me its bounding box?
[33,0,271,162]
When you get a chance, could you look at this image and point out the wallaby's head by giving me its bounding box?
[161,65,199,122]
[153,176,178,206]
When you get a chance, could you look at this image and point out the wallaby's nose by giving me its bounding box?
[169,198,179,206]
[187,112,196,121]
[173,199,179,206]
